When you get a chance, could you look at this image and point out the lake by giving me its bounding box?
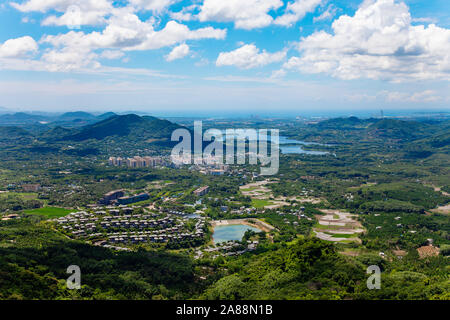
[213,224,261,244]
[278,136,330,155]
[216,133,330,155]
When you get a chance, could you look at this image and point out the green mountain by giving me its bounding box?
[61,114,182,142]
[0,126,33,145]
[315,116,374,129]
[366,119,428,139]
[39,126,72,141]
[97,112,117,120]
[0,126,32,138]
[0,112,48,125]
[57,111,96,121]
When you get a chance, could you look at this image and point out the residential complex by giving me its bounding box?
[109,156,163,168]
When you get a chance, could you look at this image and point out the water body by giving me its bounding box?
[278,136,330,155]
[213,224,261,244]
[219,134,330,155]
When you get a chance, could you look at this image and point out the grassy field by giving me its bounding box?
[251,199,274,208]
[23,207,74,218]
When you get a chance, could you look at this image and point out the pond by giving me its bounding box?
[213,224,261,244]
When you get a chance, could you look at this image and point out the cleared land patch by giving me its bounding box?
[313,209,364,243]
[240,179,321,208]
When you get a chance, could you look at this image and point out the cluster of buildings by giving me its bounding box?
[107,226,204,244]
[194,240,259,259]
[54,207,207,248]
[98,190,149,205]
[99,190,124,205]
[192,161,229,176]
[56,211,99,237]
[117,193,149,205]
[22,184,41,192]
[109,156,163,168]
[100,216,174,230]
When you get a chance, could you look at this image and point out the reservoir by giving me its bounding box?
[218,133,330,155]
[213,224,261,244]
[278,136,330,155]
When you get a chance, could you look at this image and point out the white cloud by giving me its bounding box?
[197,0,323,29]
[382,90,441,103]
[283,0,450,81]
[11,0,112,26]
[130,20,226,50]
[198,0,283,30]
[42,11,225,51]
[275,0,323,27]
[0,36,38,58]
[100,50,125,59]
[216,44,286,69]
[128,0,176,12]
[313,5,337,23]
[170,4,199,22]
[39,9,225,71]
[165,43,190,61]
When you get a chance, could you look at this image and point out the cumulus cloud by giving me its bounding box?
[11,0,112,26]
[198,0,283,30]
[165,43,190,61]
[39,8,225,70]
[131,20,226,50]
[275,0,323,26]
[283,0,450,81]
[128,0,176,12]
[0,36,38,58]
[42,11,225,50]
[216,44,286,69]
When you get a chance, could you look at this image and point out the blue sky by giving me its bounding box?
[0,0,449,115]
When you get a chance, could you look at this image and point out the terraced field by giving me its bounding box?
[313,209,365,243]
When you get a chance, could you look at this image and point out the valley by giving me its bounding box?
[0,112,449,300]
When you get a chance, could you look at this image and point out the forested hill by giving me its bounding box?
[0,114,186,154]
[294,117,449,146]
[60,114,182,142]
